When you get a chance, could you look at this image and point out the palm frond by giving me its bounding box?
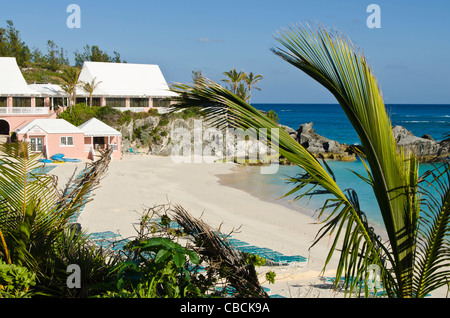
[414,163,450,297]
[272,23,422,297]
[171,74,384,295]
[0,141,112,274]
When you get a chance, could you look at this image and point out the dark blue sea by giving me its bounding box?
[223,103,450,229]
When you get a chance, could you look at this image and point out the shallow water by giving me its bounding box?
[218,159,446,234]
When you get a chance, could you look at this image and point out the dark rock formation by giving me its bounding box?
[392,126,449,161]
[286,122,356,161]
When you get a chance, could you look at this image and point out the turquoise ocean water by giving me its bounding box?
[222,103,450,228]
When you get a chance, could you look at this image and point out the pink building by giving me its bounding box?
[78,118,122,160]
[15,118,122,160]
[0,57,57,137]
[1,57,176,160]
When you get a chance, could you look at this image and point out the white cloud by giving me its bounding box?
[193,37,224,43]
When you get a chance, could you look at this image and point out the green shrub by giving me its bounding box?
[94,237,204,298]
[148,108,159,116]
[158,114,170,126]
[266,110,279,124]
[59,103,96,126]
[0,260,36,298]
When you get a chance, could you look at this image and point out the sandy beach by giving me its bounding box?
[50,154,448,298]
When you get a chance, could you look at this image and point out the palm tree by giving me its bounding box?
[81,77,102,107]
[170,24,450,298]
[0,141,113,295]
[222,68,246,95]
[59,67,82,112]
[244,72,263,103]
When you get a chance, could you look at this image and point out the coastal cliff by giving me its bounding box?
[120,114,449,163]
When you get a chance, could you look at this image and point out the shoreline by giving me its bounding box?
[216,163,390,242]
[51,154,343,297]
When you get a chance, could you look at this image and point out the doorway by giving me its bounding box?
[0,119,9,135]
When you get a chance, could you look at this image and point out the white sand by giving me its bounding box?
[50,154,448,298]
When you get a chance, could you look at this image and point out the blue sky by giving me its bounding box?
[1,0,449,104]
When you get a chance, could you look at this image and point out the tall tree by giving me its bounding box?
[0,20,30,66]
[192,70,204,86]
[45,40,69,72]
[244,72,263,103]
[81,77,102,107]
[59,67,81,112]
[222,68,246,95]
[74,44,125,67]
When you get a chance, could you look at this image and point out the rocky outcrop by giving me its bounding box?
[284,123,449,162]
[392,126,449,161]
[120,116,449,163]
[284,122,356,161]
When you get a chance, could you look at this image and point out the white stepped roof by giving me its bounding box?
[15,119,83,135]
[0,57,39,96]
[28,83,65,97]
[77,61,177,98]
[78,117,121,137]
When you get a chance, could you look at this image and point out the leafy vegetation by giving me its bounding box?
[0,20,124,85]
[0,142,117,297]
[59,67,82,111]
[221,68,263,103]
[0,20,31,67]
[119,203,270,298]
[0,259,36,298]
[0,141,269,298]
[95,237,204,298]
[58,103,150,127]
[74,44,125,68]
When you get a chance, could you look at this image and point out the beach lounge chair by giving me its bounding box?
[128,147,142,154]
[227,238,249,247]
[51,153,65,160]
[62,158,82,162]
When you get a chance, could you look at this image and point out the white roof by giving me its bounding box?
[0,57,39,96]
[28,83,66,97]
[15,119,83,135]
[77,61,177,98]
[78,117,122,137]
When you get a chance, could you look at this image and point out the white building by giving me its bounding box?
[76,61,177,112]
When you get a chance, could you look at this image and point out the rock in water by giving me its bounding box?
[392,126,442,158]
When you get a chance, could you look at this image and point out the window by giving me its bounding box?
[153,98,170,108]
[130,98,149,107]
[30,137,44,152]
[0,97,7,107]
[53,98,66,107]
[76,98,88,105]
[35,98,45,107]
[91,98,101,107]
[61,136,74,146]
[13,97,31,107]
[105,98,126,107]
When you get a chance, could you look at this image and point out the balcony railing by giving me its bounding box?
[0,107,49,115]
[113,107,148,113]
[112,107,171,114]
[84,144,118,152]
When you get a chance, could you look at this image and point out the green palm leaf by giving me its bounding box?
[0,141,112,274]
[272,23,422,297]
[171,75,383,296]
[414,164,450,297]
